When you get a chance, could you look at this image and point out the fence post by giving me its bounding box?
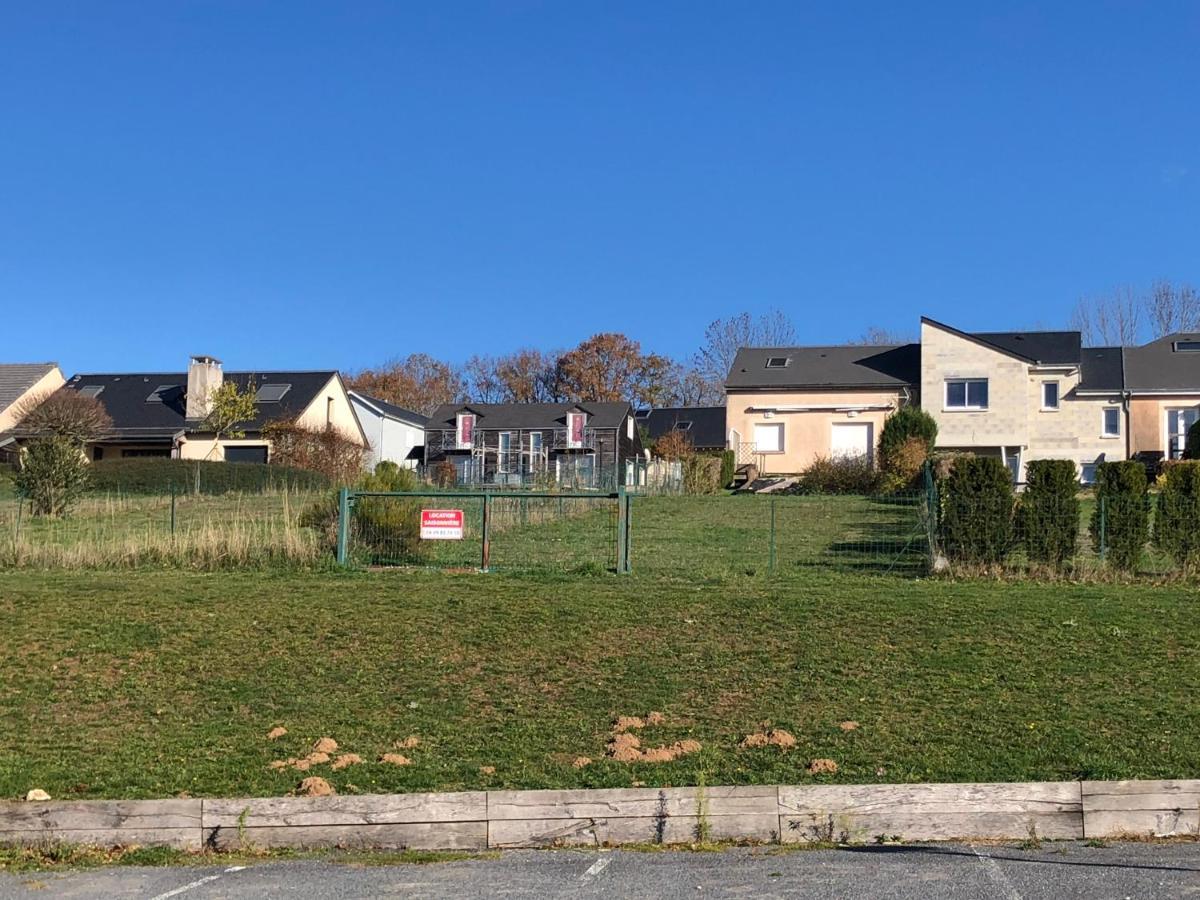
[336,487,350,565]
[1099,496,1107,562]
[170,482,176,536]
[481,491,492,573]
[616,486,628,574]
[769,496,777,574]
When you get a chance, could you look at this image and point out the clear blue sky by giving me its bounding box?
[2,2,1197,375]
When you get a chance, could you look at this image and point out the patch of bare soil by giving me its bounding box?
[312,737,339,754]
[571,757,592,769]
[331,753,363,770]
[297,776,335,797]
[394,736,420,750]
[740,729,796,750]
[380,753,411,766]
[602,713,700,763]
[479,765,496,775]
[612,716,645,733]
[808,758,839,775]
[839,721,860,732]
[266,727,288,741]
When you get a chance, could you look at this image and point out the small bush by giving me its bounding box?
[718,449,736,489]
[878,408,938,471]
[653,429,693,461]
[300,462,425,562]
[433,458,458,488]
[86,459,328,495]
[1153,461,1200,567]
[14,437,91,516]
[1089,460,1150,572]
[1187,420,1200,460]
[359,460,419,493]
[793,455,882,495]
[262,421,368,484]
[940,456,1014,564]
[1017,459,1079,568]
[682,455,722,494]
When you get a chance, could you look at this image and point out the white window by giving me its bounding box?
[1041,381,1059,410]
[626,416,634,440]
[1102,407,1121,438]
[945,379,988,410]
[528,432,544,472]
[1166,408,1198,459]
[498,432,515,472]
[753,423,784,453]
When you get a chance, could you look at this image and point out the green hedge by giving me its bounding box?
[1089,460,1150,572]
[86,459,330,495]
[718,449,736,489]
[1187,420,1200,460]
[1017,459,1079,568]
[940,456,1014,564]
[1154,461,1200,567]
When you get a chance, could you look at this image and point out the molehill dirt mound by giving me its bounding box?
[312,737,339,754]
[808,758,839,775]
[266,727,288,741]
[380,753,411,766]
[740,729,796,750]
[297,776,335,797]
[603,712,699,763]
[394,736,421,750]
[839,721,860,732]
[331,753,363,770]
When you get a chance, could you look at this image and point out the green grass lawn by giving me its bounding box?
[2,566,1198,800]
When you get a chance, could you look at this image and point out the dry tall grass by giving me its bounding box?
[1,488,327,570]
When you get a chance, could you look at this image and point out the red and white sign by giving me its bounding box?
[421,508,464,540]
[456,413,475,449]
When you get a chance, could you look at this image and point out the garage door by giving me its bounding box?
[831,423,873,462]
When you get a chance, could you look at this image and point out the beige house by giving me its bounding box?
[60,355,366,463]
[0,363,65,435]
[724,345,920,474]
[1122,332,1200,461]
[921,318,1126,482]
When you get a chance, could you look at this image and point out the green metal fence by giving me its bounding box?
[336,489,631,574]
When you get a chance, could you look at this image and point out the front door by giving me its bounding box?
[1166,408,1199,459]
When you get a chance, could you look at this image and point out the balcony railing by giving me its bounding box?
[428,428,601,452]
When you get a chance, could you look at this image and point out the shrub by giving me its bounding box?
[85,459,328,495]
[718,449,736,489]
[433,458,458,488]
[1187,420,1200,460]
[939,456,1014,564]
[1153,461,1200,567]
[653,429,693,461]
[299,463,425,562]
[1017,460,1079,568]
[681,454,722,494]
[262,421,368,484]
[14,437,91,516]
[793,455,882,495]
[878,408,938,471]
[1089,460,1150,572]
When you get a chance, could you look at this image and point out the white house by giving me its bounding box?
[349,391,428,470]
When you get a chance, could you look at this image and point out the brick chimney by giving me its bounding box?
[185,355,223,420]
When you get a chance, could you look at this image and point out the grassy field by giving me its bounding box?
[2,565,1198,801]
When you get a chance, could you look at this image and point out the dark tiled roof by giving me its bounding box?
[639,406,726,449]
[0,363,58,415]
[1077,347,1124,392]
[349,391,429,427]
[1123,332,1200,392]
[426,401,632,431]
[972,330,1081,365]
[63,371,340,437]
[725,345,920,390]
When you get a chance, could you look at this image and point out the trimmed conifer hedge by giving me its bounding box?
[939,456,1014,564]
[86,459,329,495]
[1017,459,1079,568]
[1089,460,1150,572]
[1153,461,1200,568]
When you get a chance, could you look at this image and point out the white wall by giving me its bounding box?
[350,396,425,469]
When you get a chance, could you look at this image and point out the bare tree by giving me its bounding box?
[348,354,466,416]
[854,326,916,346]
[1070,288,1142,346]
[13,389,112,444]
[463,354,506,403]
[1145,280,1200,337]
[692,310,797,397]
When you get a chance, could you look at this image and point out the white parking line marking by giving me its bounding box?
[148,865,246,900]
[579,857,611,884]
[971,846,1022,900]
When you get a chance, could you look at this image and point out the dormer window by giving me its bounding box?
[765,357,791,369]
